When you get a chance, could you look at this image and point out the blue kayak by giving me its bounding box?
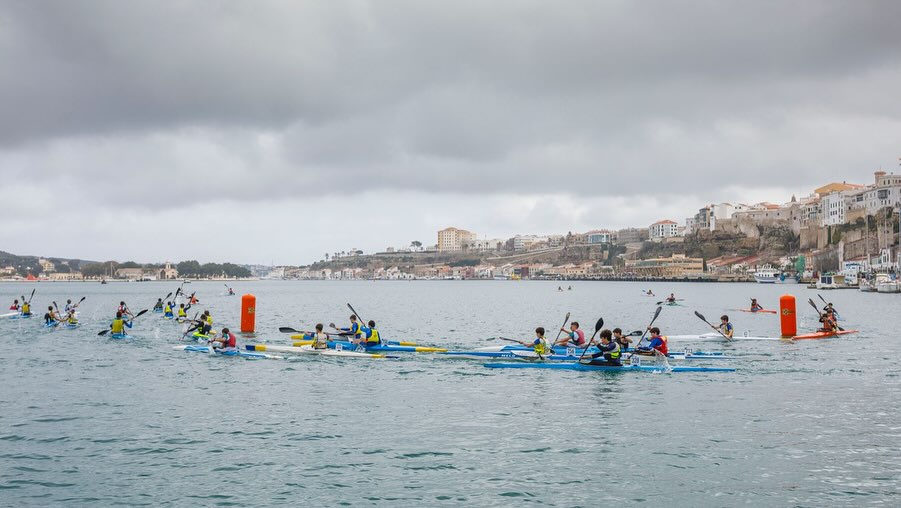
[8,313,33,320]
[110,333,135,340]
[176,345,280,360]
[491,345,727,358]
[293,339,446,353]
[483,362,735,373]
[442,350,731,361]
[44,321,59,328]
[152,308,164,313]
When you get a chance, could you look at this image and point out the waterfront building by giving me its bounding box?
[649,220,679,240]
[437,227,477,252]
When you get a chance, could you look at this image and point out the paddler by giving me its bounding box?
[9,299,19,311]
[110,311,133,335]
[516,327,549,359]
[339,315,363,340]
[750,298,763,312]
[153,299,164,312]
[818,308,839,333]
[176,303,188,321]
[665,293,676,304]
[227,287,235,296]
[311,323,329,349]
[21,299,32,317]
[717,315,734,338]
[557,321,586,347]
[613,328,633,351]
[163,301,174,318]
[43,305,60,326]
[117,301,134,318]
[211,327,237,353]
[64,299,75,314]
[65,310,79,326]
[584,330,622,366]
[636,327,668,356]
[823,303,840,320]
[358,320,382,347]
[200,310,213,335]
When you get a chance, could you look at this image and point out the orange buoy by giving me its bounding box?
[241,294,256,333]
[779,294,797,338]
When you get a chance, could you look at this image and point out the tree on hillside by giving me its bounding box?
[411,241,422,251]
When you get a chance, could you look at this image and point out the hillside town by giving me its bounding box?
[3,171,899,285]
[293,170,901,283]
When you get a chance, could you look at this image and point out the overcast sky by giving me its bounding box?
[1,1,900,265]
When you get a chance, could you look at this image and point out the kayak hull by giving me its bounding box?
[290,335,417,346]
[290,340,445,353]
[484,362,735,373]
[739,309,778,314]
[792,330,859,340]
[246,344,384,358]
[110,333,134,340]
[175,345,281,359]
[440,351,732,361]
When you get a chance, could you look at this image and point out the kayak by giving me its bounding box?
[62,323,80,329]
[290,334,417,346]
[7,313,33,320]
[152,308,164,313]
[174,345,283,360]
[792,330,859,340]
[483,362,735,373]
[110,333,135,340]
[667,333,785,342]
[475,345,729,359]
[245,344,385,359]
[440,350,733,361]
[43,321,60,328]
[290,339,445,353]
[738,309,778,314]
[1,311,21,318]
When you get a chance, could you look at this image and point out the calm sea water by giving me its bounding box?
[1,280,899,506]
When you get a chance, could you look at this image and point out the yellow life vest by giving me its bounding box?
[164,305,172,313]
[533,337,548,355]
[365,327,380,344]
[22,303,30,314]
[111,319,125,333]
[178,308,186,317]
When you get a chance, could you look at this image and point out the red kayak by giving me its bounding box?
[738,309,777,314]
[792,330,858,340]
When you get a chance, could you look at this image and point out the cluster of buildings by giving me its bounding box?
[0,261,181,282]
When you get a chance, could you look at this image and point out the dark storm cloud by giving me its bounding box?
[1,1,901,263]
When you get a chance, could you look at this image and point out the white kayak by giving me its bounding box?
[244,344,385,359]
[173,345,283,360]
[667,332,785,342]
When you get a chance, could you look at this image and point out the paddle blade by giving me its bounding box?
[594,317,604,333]
[279,327,299,334]
[653,306,662,320]
[629,330,643,336]
[98,329,109,336]
[134,309,149,318]
[694,310,707,322]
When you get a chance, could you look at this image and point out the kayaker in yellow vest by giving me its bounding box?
[177,304,187,320]
[717,315,734,338]
[339,315,363,339]
[312,323,329,349]
[584,330,622,366]
[164,302,174,318]
[21,301,32,316]
[516,327,549,358]
[359,320,381,347]
[66,312,79,325]
[110,311,133,334]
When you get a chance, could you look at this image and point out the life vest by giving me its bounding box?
[607,341,621,359]
[9,304,18,310]
[164,304,172,314]
[178,308,187,317]
[22,303,31,314]
[154,301,163,310]
[222,332,236,348]
[365,327,380,345]
[572,329,585,346]
[204,315,213,325]
[652,335,668,356]
[313,332,329,349]
[111,319,126,333]
[350,322,362,338]
[67,314,78,324]
[533,337,549,355]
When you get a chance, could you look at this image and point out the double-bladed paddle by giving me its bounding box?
[577,317,605,363]
[626,306,663,360]
[694,311,731,341]
[98,309,149,336]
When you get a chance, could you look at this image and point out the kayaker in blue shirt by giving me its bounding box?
[164,302,174,318]
[358,320,381,347]
[584,329,621,366]
[750,299,763,312]
[718,315,734,338]
[636,327,668,356]
[339,315,363,340]
[516,327,549,358]
[557,322,585,347]
[110,311,133,335]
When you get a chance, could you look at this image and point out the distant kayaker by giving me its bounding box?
[9,299,19,311]
[153,299,164,312]
[211,327,237,353]
[584,330,621,366]
[189,294,199,304]
[64,299,75,314]
[117,301,134,318]
[339,315,363,340]
[557,322,586,348]
[717,315,734,339]
[567,286,572,291]
[665,293,676,304]
[557,286,563,292]
[177,303,187,321]
[110,311,133,335]
[43,306,59,325]
[311,324,329,349]
[823,303,840,320]
[359,320,382,347]
[750,299,763,312]
[636,327,668,356]
[516,327,549,358]
[613,328,633,351]
[21,300,31,316]
[227,287,235,296]
[164,302,174,318]
[201,311,213,335]
[66,311,78,326]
